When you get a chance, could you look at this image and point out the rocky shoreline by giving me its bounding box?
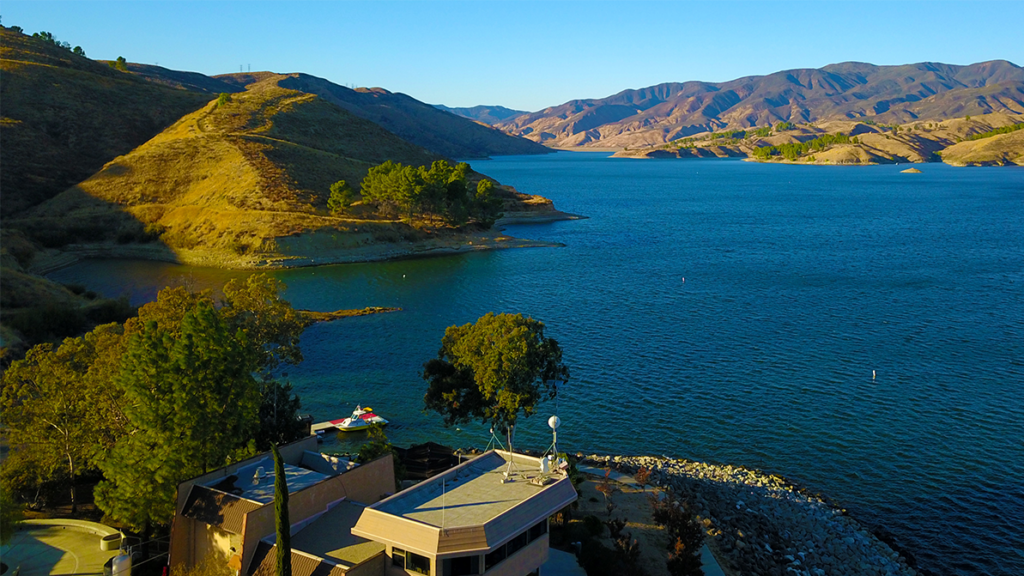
[581,454,925,576]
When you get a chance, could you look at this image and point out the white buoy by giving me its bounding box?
[872,370,876,380]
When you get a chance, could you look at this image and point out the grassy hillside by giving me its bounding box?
[13,74,562,268]
[500,61,1024,150]
[940,130,1024,166]
[217,72,551,158]
[13,74,439,259]
[615,113,1024,165]
[0,26,213,215]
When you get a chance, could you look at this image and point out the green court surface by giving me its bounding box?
[2,527,118,576]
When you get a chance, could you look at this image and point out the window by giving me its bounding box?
[393,548,406,569]
[442,555,479,576]
[528,520,547,542]
[407,551,431,575]
[506,532,529,556]
[484,545,506,571]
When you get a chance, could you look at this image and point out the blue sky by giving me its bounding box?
[3,1,1022,111]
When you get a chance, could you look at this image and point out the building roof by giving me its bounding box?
[248,542,348,576]
[205,458,330,504]
[289,501,384,568]
[181,486,265,534]
[352,451,577,557]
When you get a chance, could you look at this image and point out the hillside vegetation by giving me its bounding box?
[13,74,561,268]
[499,61,1024,150]
[614,113,1024,165]
[0,26,213,215]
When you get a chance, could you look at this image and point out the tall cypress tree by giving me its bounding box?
[272,444,292,576]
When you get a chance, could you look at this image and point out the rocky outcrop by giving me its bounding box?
[584,454,923,576]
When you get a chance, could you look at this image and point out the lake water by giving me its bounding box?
[49,154,1023,575]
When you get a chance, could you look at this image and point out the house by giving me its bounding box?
[169,438,576,576]
[169,436,394,576]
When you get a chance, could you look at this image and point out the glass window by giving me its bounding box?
[442,556,478,576]
[507,532,529,556]
[407,551,431,575]
[528,520,547,542]
[484,545,506,571]
[393,548,406,569]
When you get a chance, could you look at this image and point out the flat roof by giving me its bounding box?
[289,501,384,567]
[205,458,329,504]
[353,450,578,556]
[375,451,554,528]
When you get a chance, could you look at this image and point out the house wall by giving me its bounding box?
[483,535,548,576]
[340,454,396,504]
[169,513,195,570]
[240,473,348,575]
[193,524,241,569]
[345,552,386,576]
[171,437,319,570]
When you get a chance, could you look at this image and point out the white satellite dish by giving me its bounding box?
[548,415,561,430]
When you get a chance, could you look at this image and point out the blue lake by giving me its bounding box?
[50,153,1024,575]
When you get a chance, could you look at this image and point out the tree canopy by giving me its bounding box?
[422,313,569,431]
[327,180,354,215]
[1,275,307,525]
[95,302,261,528]
[360,160,502,226]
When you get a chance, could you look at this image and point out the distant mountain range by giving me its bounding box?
[493,61,1024,149]
[433,104,528,125]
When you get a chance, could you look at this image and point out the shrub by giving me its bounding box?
[216,93,231,107]
[85,296,136,325]
[582,514,604,537]
[5,303,87,342]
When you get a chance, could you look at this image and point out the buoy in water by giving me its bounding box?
[681,277,686,283]
[872,370,876,380]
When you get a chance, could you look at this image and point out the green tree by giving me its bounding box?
[115,56,128,72]
[220,274,305,373]
[473,180,503,227]
[95,303,261,528]
[272,444,292,576]
[0,322,126,509]
[216,93,231,107]
[0,485,24,546]
[327,180,354,215]
[72,46,86,57]
[422,313,569,445]
[255,381,306,450]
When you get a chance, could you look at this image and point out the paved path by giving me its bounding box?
[2,527,118,576]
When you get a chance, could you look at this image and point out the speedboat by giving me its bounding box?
[331,405,388,433]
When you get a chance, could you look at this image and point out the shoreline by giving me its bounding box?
[580,454,926,576]
[28,213,583,275]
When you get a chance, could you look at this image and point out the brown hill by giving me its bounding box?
[940,130,1024,166]
[433,104,529,125]
[614,113,1024,165]
[215,72,551,159]
[14,74,563,269]
[0,26,213,215]
[500,61,1024,150]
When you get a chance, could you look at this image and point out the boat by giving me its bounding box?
[331,405,388,433]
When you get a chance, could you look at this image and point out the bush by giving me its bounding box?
[5,302,87,343]
[582,514,604,537]
[85,296,136,325]
[216,93,231,107]
[579,538,621,576]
